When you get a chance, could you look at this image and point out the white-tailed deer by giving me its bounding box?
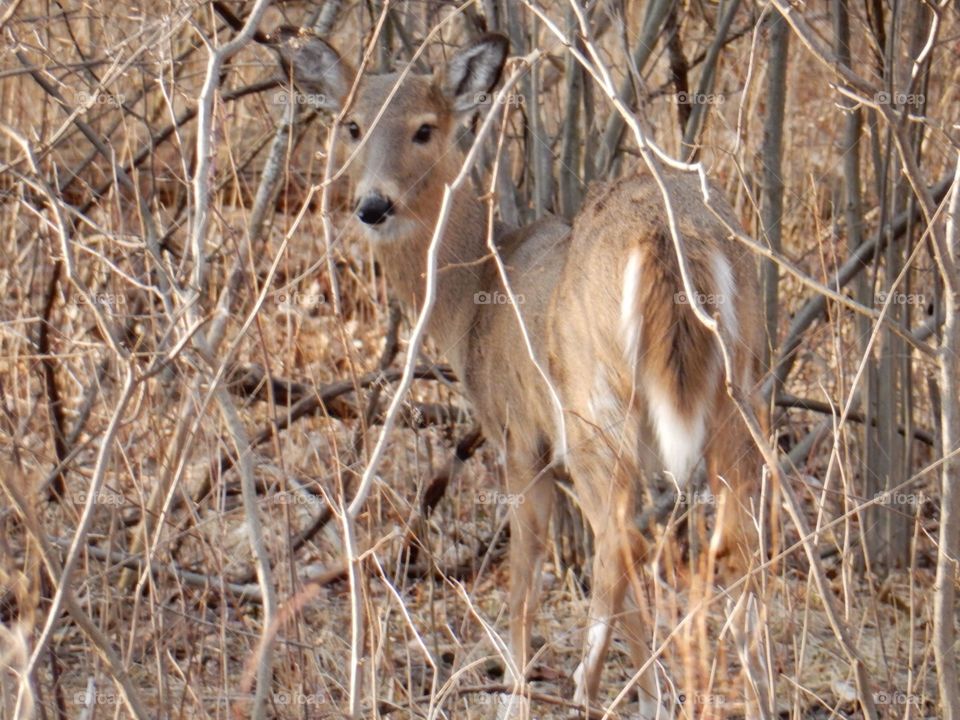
[278,29,763,717]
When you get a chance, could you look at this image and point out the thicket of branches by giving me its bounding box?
[1,1,959,719]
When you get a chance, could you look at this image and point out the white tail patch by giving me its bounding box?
[620,250,643,368]
[646,382,707,486]
[711,251,738,343]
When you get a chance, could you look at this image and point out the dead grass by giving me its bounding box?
[1,1,957,718]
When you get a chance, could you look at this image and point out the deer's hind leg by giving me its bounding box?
[705,392,763,572]
[564,425,657,716]
[619,584,661,718]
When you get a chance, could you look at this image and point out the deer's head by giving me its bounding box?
[277,30,509,243]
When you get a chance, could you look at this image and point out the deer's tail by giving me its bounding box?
[619,228,738,485]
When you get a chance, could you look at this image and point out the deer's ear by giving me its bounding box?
[274,27,353,112]
[441,33,509,113]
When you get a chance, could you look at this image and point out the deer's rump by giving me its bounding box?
[548,167,755,486]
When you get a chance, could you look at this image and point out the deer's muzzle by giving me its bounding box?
[356,194,395,225]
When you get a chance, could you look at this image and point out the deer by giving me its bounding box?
[276,28,764,718]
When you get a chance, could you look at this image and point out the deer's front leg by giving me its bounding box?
[504,456,556,686]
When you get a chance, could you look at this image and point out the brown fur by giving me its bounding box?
[281,31,764,716]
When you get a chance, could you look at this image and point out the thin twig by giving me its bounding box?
[187,4,278,717]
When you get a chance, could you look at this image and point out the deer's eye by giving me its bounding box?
[412,124,434,144]
[345,121,361,140]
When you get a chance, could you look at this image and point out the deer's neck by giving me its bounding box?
[374,189,492,371]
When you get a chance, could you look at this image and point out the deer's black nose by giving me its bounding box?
[356,195,394,225]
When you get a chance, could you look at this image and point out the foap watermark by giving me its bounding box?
[272,90,328,107]
[674,290,725,307]
[73,489,125,507]
[273,690,329,706]
[273,290,326,309]
[75,292,127,308]
[265,492,325,510]
[463,692,522,708]
[476,490,525,506]
[74,690,122,705]
[270,90,328,107]
[876,290,925,307]
[874,91,925,107]
[474,91,525,106]
[678,692,726,707]
[673,91,725,105]
[874,490,922,507]
[873,691,921,706]
[474,290,524,305]
[676,490,716,506]
[78,91,125,108]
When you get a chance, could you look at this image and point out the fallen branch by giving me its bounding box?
[193,363,458,503]
[776,393,934,446]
